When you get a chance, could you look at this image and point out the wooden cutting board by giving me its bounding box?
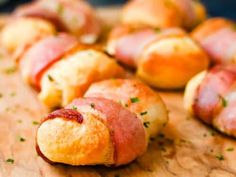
[1,8,236,177]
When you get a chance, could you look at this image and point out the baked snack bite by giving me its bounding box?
[121,0,206,30]
[85,79,168,139]
[36,79,168,166]
[184,65,236,137]
[14,0,102,44]
[191,18,236,64]
[39,49,125,109]
[0,17,56,55]
[107,25,209,89]
[19,33,78,89]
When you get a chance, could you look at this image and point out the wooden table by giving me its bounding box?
[1,8,236,177]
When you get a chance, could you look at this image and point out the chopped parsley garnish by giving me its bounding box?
[72,105,77,110]
[56,3,64,15]
[32,121,39,125]
[47,75,54,82]
[218,95,228,107]
[140,111,148,116]
[4,66,17,74]
[10,92,16,97]
[17,120,22,123]
[232,24,236,30]
[90,103,95,108]
[215,154,224,161]
[210,130,216,136]
[18,136,26,142]
[125,103,128,107]
[154,27,161,33]
[226,147,234,152]
[6,158,14,164]
[143,121,150,128]
[130,97,139,103]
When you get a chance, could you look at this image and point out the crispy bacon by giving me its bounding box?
[193,65,236,124]
[67,97,146,166]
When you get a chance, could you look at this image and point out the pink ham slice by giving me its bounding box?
[193,65,236,124]
[20,33,78,89]
[213,88,236,137]
[201,27,236,64]
[115,29,157,68]
[14,0,101,41]
[66,97,146,166]
[14,3,67,31]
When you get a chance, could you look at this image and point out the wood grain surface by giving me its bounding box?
[0,8,236,177]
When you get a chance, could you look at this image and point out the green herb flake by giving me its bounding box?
[210,130,216,136]
[56,3,64,15]
[215,154,224,161]
[226,147,234,152]
[218,95,228,107]
[143,121,150,128]
[232,24,236,30]
[140,111,148,116]
[18,136,26,142]
[47,75,54,82]
[4,66,17,74]
[32,121,39,125]
[130,97,139,103]
[154,27,161,33]
[72,105,77,110]
[10,92,16,97]
[90,103,95,108]
[125,103,128,107]
[17,120,22,123]
[6,158,14,164]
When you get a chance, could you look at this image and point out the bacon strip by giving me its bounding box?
[201,28,236,63]
[67,97,146,166]
[14,3,66,31]
[193,65,236,124]
[20,33,78,89]
[115,29,157,68]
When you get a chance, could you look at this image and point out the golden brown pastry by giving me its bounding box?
[36,79,168,166]
[14,0,102,43]
[107,25,209,89]
[184,65,236,137]
[0,17,56,55]
[121,0,206,30]
[18,34,124,109]
[39,49,125,109]
[191,18,236,64]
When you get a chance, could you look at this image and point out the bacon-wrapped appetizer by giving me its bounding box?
[121,0,206,30]
[0,17,56,55]
[184,65,236,137]
[36,79,168,166]
[1,0,102,57]
[107,25,209,89]
[14,0,102,44]
[19,33,78,89]
[192,18,236,64]
[19,34,124,109]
